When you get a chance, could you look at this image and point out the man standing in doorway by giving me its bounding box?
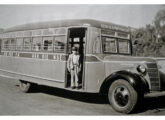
[67,47,81,89]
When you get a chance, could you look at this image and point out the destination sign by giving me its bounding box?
[101,24,130,32]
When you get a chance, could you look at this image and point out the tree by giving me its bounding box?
[131,8,165,57]
[154,9,165,42]
[131,25,158,57]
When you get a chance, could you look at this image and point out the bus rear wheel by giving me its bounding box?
[19,80,36,93]
[108,79,138,114]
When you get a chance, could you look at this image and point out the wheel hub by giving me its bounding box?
[114,87,129,107]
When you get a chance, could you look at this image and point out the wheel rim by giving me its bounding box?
[20,81,28,89]
[21,83,27,88]
[113,86,129,107]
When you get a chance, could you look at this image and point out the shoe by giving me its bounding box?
[75,86,80,89]
[71,86,76,89]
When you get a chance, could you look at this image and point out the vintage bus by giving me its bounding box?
[0,19,165,114]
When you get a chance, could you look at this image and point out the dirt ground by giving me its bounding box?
[1,76,165,115]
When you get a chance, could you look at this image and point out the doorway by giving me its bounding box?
[65,28,87,89]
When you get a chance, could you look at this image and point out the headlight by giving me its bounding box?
[137,65,146,74]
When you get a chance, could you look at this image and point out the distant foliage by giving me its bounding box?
[132,9,165,57]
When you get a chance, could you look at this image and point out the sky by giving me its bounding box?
[0,4,164,29]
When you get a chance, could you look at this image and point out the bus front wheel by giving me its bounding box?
[19,80,36,93]
[108,79,138,114]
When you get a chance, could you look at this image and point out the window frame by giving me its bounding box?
[32,36,43,52]
[0,27,67,53]
[53,35,67,53]
[9,38,16,51]
[102,36,118,54]
[42,36,54,52]
[118,38,131,54]
[2,38,9,50]
[23,37,32,51]
[16,37,24,51]
[102,35,131,55]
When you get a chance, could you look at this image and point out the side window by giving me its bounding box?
[92,36,101,54]
[43,36,53,52]
[24,37,32,51]
[16,38,23,50]
[118,39,130,54]
[54,36,66,53]
[102,37,117,53]
[32,37,42,51]
[2,38,9,50]
[10,38,16,50]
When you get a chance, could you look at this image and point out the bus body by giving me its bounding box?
[0,19,165,113]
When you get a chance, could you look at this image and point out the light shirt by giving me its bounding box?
[72,54,79,65]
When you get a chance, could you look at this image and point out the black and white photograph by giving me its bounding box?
[0,3,165,116]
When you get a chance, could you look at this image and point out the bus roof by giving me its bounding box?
[4,19,130,33]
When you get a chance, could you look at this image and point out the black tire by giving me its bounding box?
[108,79,138,114]
[19,80,36,93]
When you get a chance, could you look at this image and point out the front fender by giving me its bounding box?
[99,70,149,94]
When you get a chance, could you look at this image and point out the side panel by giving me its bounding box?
[105,62,136,77]
[84,27,105,92]
[85,61,105,92]
[86,27,101,54]
[155,58,165,90]
[0,53,66,88]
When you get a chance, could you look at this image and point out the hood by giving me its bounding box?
[95,54,156,63]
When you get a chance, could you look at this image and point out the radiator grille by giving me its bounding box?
[146,63,160,91]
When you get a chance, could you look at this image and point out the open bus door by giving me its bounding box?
[65,28,87,89]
